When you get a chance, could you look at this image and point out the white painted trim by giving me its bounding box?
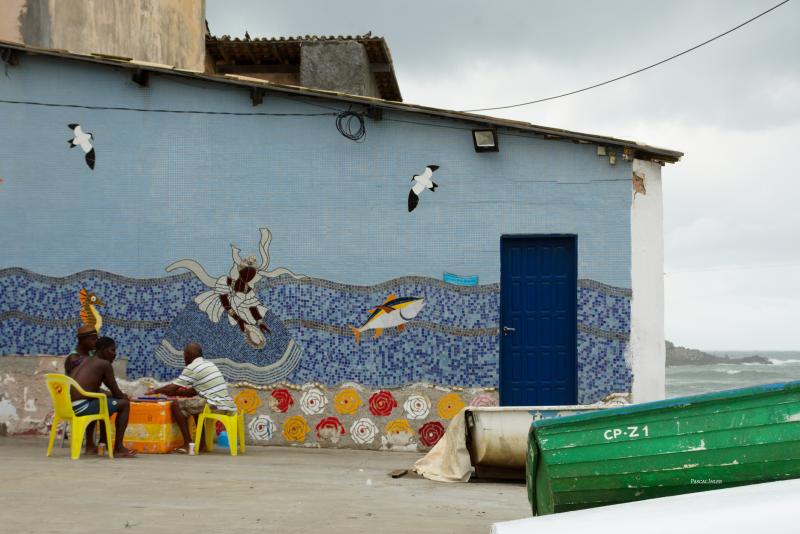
[630,159,665,402]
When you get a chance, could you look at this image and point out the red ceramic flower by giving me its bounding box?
[419,421,445,447]
[315,416,346,439]
[270,388,294,413]
[368,390,397,417]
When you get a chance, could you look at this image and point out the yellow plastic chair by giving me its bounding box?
[194,404,245,456]
[45,373,114,460]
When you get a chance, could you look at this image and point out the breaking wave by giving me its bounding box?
[770,358,800,366]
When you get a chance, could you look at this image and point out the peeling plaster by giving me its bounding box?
[23,386,36,412]
[0,398,19,425]
[380,436,418,452]
[632,171,647,198]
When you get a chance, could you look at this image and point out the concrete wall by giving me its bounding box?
[0,355,131,435]
[0,354,500,449]
[629,159,666,402]
[0,52,647,446]
[0,1,26,44]
[0,0,205,71]
[300,41,381,98]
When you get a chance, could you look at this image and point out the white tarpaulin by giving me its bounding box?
[413,404,615,483]
[413,407,473,482]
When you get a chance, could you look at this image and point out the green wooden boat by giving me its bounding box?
[527,381,800,515]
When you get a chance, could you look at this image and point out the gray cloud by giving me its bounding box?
[208,0,799,130]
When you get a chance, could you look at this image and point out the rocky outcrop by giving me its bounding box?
[666,341,771,367]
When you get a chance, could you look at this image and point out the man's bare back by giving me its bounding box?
[68,337,136,457]
[70,357,125,400]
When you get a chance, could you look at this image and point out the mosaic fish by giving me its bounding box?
[79,288,104,332]
[349,294,425,344]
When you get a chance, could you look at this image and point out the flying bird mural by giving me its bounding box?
[408,165,439,212]
[67,124,96,169]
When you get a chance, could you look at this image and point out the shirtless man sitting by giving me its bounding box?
[65,325,97,375]
[70,336,137,458]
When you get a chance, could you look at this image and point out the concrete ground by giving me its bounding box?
[0,437,530,534]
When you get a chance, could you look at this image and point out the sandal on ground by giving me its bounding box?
[115,447,138,458]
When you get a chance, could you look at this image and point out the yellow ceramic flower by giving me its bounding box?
[234,388,262,415]
[384,419,412,435]
[282,415,310,442]
[334,388,363,415]
[437,393,466,420]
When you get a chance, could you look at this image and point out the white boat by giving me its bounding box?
[490,478,800,534]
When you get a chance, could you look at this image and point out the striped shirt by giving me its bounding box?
[172,358,236,412]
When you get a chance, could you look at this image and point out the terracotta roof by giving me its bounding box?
[206,34,402,102]
[0,39,682,163]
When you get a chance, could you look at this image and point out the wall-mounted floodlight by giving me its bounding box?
[472,129,499,152]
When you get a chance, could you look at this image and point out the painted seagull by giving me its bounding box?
[408,164,439,212]
[68,124,95,170]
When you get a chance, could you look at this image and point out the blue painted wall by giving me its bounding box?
[0,53,633,401]
[0,54,631,286]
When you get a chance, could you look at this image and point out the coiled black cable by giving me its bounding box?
[335,110,366,142]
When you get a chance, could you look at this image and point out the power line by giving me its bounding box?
[463,0,792,113]
[0,97,337,117]
[0,96,368,141]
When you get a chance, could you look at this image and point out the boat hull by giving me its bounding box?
[527,381,800,515]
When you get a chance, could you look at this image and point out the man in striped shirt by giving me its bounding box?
[148,342,236,453]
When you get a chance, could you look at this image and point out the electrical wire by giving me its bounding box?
[0,97,370,142]
[335,110,367,142]
[0,95,648,161]
[0,97,337,117]
[462,0,792,112]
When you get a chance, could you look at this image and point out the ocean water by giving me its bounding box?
[666,351,800,398]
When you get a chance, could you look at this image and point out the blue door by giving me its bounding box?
[500,235,577,406]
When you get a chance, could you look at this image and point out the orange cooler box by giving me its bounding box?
[122,401,185,454]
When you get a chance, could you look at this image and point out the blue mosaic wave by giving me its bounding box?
[0,269,202,322]
[0,317,165,361]
[262,281,500,330]
[577,330,631,404]
[147,303,300,376]
[577,284,631,333]
[1,269,631,392]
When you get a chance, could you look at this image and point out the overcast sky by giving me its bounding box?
[207,0,800,350]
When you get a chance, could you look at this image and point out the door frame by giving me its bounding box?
[499,234,579,406]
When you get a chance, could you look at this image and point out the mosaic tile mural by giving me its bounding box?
[0,266,631,405]
[0,262,630,448]
[232,383,494,450]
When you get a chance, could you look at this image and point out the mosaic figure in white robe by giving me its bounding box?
[166,228,305,349]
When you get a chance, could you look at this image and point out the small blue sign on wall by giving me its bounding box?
[443,272,479,286]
